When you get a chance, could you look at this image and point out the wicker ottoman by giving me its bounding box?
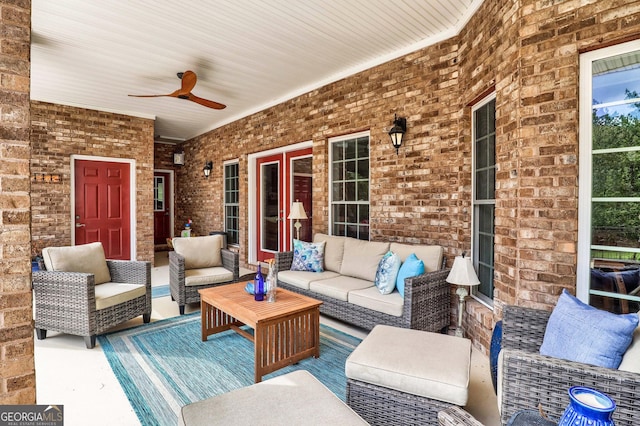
[345,325,472,425]
[179,370,368,426]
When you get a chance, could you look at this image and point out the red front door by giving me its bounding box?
[153,172,172,244]
[75,160,131,260]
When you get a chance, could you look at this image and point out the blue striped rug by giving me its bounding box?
[151,285,170,299]
[98,313,361,426]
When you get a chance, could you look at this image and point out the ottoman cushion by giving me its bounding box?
[179,370,367,426]
[345,325,472,406]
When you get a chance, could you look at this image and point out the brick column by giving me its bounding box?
[0,0,35,404]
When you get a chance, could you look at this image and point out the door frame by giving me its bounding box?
[70,154,137,259]
[248,140,312,265]
[153,168,176,243]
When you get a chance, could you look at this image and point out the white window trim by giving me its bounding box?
[577,39,640,303]
[471,92,496,309]
[328,130,371,238]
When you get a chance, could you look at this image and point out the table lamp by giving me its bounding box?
[288,200,308,241]
[446,252,480,338]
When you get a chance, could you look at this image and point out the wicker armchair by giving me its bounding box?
[33,257,151,349]
[169,235,239,314]
[500,305,640,425]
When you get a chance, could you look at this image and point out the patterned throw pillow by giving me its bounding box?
[290,239,325,272]
[374,251,401,294]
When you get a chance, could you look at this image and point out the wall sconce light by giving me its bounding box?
[173,149,185,166]
[203,161,213,178]
[173,151,184,166]
[388,114,407,155]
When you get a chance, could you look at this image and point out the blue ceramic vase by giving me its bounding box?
[558,386,616,426]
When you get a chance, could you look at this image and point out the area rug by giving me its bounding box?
[98,313,361,426]
[151,284,170,299]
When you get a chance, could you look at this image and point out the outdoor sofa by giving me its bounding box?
[274,233,450,332]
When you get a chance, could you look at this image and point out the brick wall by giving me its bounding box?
[175,0,640,353]
[0,0,34,404]
[30,102,155,263]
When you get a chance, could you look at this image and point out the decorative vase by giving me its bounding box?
[254,264,264,301]
[558,386,616,426]
[266,259,276,303]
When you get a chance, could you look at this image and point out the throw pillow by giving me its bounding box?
[395,253,424,297]
[290,239,325,272]
[539,289,639,369]
[374,251,401,295]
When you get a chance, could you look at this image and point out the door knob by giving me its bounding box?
[75,223,86,227]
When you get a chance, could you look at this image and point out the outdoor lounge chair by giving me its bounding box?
[32,242,152,348]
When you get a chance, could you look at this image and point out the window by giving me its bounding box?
[154,176,165,211]
[472,95,496,305]
[578,41,640,314]
[330,132,370,240]
[224,162,240,245]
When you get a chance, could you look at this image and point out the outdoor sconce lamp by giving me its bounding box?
[388,114,407,155]
[173,149,185,166]
[203,161,213,178]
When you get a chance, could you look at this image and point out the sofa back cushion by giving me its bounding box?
[390,243,443,272]
[340,238,390,282]
[173,234,223,269]
[313,233,345,273]
[42,241,112,284]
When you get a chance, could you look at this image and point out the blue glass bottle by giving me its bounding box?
[254,264,264,301]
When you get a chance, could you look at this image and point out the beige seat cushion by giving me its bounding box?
[390,243,443,273]
[277,270,340,290]
[184,267,234,286]
[348,286,404,317]
[179,370,367,426]
[309,276,373,301]
[619,313,640,373]
[346,325,472,406]
[340,239,389,282]
[95,282,146,310]
[42,242,112,285]
[313,233,346,273]
[173,235,223,269]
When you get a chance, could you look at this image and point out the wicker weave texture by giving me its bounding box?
[500,305,640,426]
[437,406,484,426]
[169,248,240,313]
[32,260,152,348]
[275,250,450,332]
[347,378,454,425]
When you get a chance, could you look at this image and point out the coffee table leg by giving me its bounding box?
[254,323,263,383]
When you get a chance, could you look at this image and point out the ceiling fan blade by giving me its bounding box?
[187,93,227,110]
[128,88,182,98]
[179,70,197,94]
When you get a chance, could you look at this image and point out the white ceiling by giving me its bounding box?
[31,0,483,142]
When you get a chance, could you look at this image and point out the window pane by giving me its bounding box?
[476,170,488,200]
[333,142,344,161]
[357,181,369,201]
[476,137,487,169]
[592,151,640,198]
[333,182,344,201]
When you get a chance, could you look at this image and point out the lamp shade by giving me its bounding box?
[446,255,480,287]
[288,201,308,220]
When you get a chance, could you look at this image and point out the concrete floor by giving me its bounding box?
[34,251,501,426]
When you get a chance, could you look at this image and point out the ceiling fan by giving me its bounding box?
[128,70,226,110]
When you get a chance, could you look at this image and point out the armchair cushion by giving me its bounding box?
[185,267,235,286]
[42,241,111,284]
[540,289,638,369]
[173,235,223,269]
[95,282,147,310]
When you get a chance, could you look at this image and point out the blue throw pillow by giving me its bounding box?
[395,253,424,297]
[540,289,639,369]
[374,251,401,295]
[290,239,325,272]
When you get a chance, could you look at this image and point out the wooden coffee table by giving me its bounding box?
[199,282,323,383]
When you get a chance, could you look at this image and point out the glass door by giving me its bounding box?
[256,154,283,262]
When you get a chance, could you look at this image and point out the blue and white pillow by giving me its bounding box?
[540,289,639,369]
[374,251,401,295]
[290,239,325,272]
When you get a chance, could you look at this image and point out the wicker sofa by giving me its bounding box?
[499,305,640,425]
[274,233,450,332]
